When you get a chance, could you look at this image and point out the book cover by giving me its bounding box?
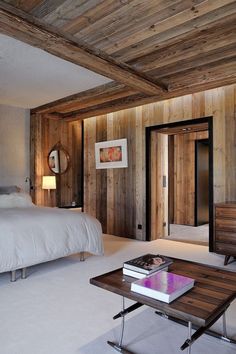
[123,266,168,279]
[131,271,194,303]
[124,254,173,274]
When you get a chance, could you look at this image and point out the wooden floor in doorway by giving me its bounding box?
[165,224,209,245]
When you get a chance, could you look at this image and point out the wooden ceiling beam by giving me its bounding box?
[32,82,136,114]
[0,1,167,96]
[62,76,236,121]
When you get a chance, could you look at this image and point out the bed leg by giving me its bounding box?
[21,267,27,279]
[80,252,85,261]
[10,270,16,282]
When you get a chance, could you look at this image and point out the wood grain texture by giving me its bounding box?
[0,1,166,96]
[173,130,208,226]
[2,0,236,121]
[81,84,236,240]
[215,203,236,257]
[90,258,236,327]
[30,115,83,207]
[150,131,169,239]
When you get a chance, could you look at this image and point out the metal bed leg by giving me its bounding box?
[21,267,27,279]
[10,270,16,282]
[80,252,85,261]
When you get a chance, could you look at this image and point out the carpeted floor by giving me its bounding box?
[0,234,235,354]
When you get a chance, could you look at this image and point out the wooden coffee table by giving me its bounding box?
[90,258,236,354]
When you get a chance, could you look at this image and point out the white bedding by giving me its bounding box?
[0,206,103,272]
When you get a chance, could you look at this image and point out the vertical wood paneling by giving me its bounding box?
[212,88,226,203]
[106,113,114,234]
[174,131,208,226]
[83,84,236,240]
[135,106,143,240]
[150,131,168,239]
[84,117,97,216]
[31,116,82,207]
[225,85,236,201]
[96,115,107,231]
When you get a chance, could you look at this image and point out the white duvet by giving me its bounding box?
[0,206,103,272]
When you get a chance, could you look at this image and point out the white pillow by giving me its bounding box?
[0,192,34,208]
[0,185,20,194]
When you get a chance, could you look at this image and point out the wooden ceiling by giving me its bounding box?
[1,0,236,120]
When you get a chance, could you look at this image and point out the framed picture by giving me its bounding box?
[95,138,128,169]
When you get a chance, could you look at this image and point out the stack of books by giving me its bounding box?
[123,254,173,279]
[131,271,195,303]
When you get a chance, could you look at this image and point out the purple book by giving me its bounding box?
[131,271,194,303]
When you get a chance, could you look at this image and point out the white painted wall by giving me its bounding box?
[0,104,30,192]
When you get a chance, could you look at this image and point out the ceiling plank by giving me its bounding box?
[96,0,235,54]
[162,58,236,90]
[61,0,130,35]
[130,22,236,72]
[0,1,167,95]
[78,0,176,44]
[3,0,44,12]
[147,44,236,79]
[112,5,236,62]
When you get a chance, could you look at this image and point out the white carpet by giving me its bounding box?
[0,234,235,354]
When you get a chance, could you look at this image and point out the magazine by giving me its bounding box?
[131,271,194,303]
[124,254,173,275]
[122,266,168,279]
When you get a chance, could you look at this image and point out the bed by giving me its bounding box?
[0,188,103,281]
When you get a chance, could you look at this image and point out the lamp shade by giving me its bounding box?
[42,176,56,190]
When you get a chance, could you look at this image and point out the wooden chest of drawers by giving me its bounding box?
[214,202,236,265]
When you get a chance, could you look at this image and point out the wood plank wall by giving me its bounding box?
[173,130,209,226]
[150,131,169,240]
[82,84,236,240]
[30,114,83,207]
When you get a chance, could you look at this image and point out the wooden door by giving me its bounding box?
[150,131,168,240]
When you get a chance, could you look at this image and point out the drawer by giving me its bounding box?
[215,231,236,245]
[215,242,236,256]
[215,207,236,219]
[215,218,236,232]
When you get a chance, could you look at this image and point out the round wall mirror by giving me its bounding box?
[48,143,70,174]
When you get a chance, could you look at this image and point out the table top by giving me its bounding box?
[90,258,236,327]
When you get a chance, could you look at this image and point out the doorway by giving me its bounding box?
[146,117,213,249]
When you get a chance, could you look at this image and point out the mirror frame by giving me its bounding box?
[48,142,70,175]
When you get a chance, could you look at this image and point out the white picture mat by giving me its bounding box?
[95,138,128,169]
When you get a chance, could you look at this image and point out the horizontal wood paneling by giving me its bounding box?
[83,84,236,240]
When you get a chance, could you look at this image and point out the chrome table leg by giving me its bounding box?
[188,322,192,354]
[107,297,135,354]
[221,311,232,342]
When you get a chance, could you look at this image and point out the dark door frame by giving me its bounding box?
[195,138,209,227]
[145,116,214,251]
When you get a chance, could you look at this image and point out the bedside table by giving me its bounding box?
[59,205,82,212]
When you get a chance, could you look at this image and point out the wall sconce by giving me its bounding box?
[42,176,56,205]
[25,176,33,191]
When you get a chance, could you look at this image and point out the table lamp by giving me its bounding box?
[42,176,56,205]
